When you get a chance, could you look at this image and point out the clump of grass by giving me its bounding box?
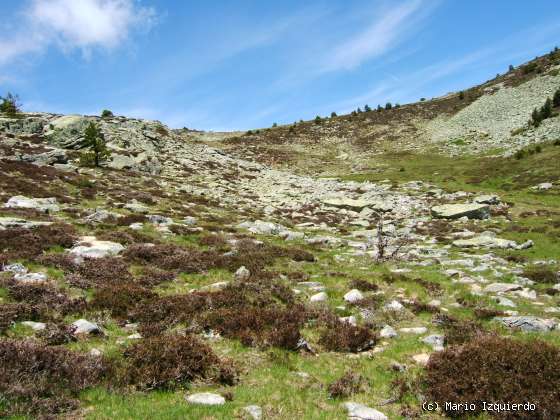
[522,266,558,283]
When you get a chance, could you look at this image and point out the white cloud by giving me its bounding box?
[0,0,155,65]
[323,0,430,72]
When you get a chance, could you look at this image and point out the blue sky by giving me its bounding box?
[1,0,559,131]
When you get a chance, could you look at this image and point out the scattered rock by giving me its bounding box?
[235,266,251,281]
[14,272,47,283]
[70,236,125,259]
[431,203,490,220]
[474,194,500,205]
[496,316,557,332]
[399,327,427,334]
[243,405,262,420]
[379,325,398,338]
[343,402,387,420]
[185,392,226,406]
[421,334,444,350]
[412,353,431,366]
[2,263,28,274]
[344,289,364,303]
[72,319,102,335]
[483,283,522,293]
[4,195,59,213]
[21,321,46,331]
[310,292,328,302]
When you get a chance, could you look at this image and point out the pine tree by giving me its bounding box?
[540,98,553,120]
[364,104,371,112]
[553,88,560,107]
[531,108,542,127]
[385,102,392,110]
[0,92,20,117]
[330,111,337,118]
[81,122,110,167]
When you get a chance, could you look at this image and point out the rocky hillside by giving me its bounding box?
[0,52,559,420]
[210,52,560,175]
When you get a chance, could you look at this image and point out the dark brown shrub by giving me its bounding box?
[91,284,157,318]
[425,336,560,419]
[522,266,558,283]
[0,223,77,260]
[6,281,86,316]
[0,303,40,334]
[328,371,366,398]
[473,307,505,320]
[319,318,377,353]
[120,335,233,390]
[75,257,133,287]
[37,322,77,345]
[34,253,78,272]
[406,300,441,314]
[349,278,378,291]
[0,339,107,417]
[434,314,486,345]
[199,234,228,248]
[136,267,176,287]
[115,214,147,226]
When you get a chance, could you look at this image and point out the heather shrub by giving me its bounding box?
[425,336,560,419]
[328,371,366,398]
[0,303,40,334]
[120,335,235,390]
[74,257,133,288]
[37,322,77,345]
[91,284,157,318]
[319,317,376,353]
[0,339,107,418]
[522,266,558,283]
[349,278,378,291]
[0,223,77,260]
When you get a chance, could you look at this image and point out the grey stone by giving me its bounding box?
[310,292,328,302]
[344,289,364,303]
[14,272,47,283]
[379,325,398,338]
[343,402,387,420]
[431,203,490,220]
[243,405,262,420]
[496,316,557,332]
[235,266,251,281]
[21,321,46,331]
[185,392,225,406]
[483,283,522,293]
[4,196,59,213]
[70,236,125,259]
[72,319,102,335]
[2,263,28,274]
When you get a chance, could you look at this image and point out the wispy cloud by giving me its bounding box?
[0,0,156,65]
[322,0,433,72]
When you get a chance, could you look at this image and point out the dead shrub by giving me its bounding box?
[328,371,366,398]
[425,336,560,419]
[0,339,107,418]
[120,335,235,390]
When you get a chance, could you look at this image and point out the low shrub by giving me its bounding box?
[0,223,77,260]
[37,322,77,345]
[424,336,560,419]
[349,279,378,291]
[120,335,234,390]
[0,339,107,417]
[0,303,40,334]
[91,284,157,318]
[319,317,376,353]
[328,371,366,398]
[522,266,558,283]
[434,314,486,345]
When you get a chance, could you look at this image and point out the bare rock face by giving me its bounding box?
[431,203,490,220]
